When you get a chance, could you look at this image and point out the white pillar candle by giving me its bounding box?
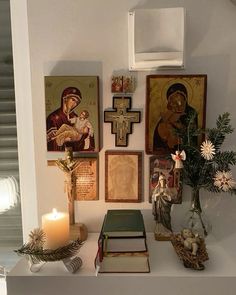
[42,208,69,250]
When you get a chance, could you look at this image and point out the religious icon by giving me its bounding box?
[123,76,135,93]
[45,76,100,155]
[146,75,207,154]
[111,76,123,93]
[104,96,141,147]
[149,155,182,203]
[111,76,135,93]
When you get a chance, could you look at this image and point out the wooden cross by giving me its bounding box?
[104,96,141,146]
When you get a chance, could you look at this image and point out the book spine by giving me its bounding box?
[103,234,108,255]
[97,215,107,262]
[98,235,103,262]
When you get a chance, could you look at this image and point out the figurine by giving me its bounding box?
[181,228,201,256]
[152,173,175,240]
[171,230,209,270]
[171,150,186,169]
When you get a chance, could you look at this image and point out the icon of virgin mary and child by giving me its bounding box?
[46,87,95,152]
[153,82,198,153]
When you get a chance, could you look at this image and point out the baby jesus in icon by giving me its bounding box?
[52,110,94,149]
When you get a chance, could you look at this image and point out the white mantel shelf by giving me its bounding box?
[7,233,236,295]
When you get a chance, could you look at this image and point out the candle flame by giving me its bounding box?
[52,208,58,219]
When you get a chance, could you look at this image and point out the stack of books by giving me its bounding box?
[95,209,150,273]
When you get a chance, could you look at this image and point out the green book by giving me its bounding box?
[102,209,146,237]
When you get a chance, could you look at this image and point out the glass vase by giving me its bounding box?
[182,188,212,237]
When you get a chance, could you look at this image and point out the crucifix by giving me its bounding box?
[104,96,141,147]
[55,147,88,241]
[55,147,80,225]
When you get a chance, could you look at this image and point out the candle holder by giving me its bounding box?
[15,228,84,273]
[27,256,83,274]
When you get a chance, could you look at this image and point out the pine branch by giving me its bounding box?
[207,128,225,150]
[176,112,236,193]
[207,113,234,150]
[15,239,83,264]
[214,151,236,170]
[174,111,202,147]
[216,112,234,134]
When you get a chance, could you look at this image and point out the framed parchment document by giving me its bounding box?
[48,156,99,200]
[105,151,142,202]
[74,157,98,201]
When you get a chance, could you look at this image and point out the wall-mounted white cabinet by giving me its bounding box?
[128,8,185,71]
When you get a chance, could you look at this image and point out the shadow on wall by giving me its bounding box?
[43,60,104,150]
[187,54,230,116]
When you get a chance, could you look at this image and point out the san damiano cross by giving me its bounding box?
[104,96,141,147]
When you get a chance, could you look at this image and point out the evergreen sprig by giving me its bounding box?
[214,151,236,169]
[15,239,83,264]
[177,112,236,194]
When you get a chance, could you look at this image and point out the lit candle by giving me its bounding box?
[42,208,69,249]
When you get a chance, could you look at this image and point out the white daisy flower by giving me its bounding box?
[200,140,216,160]
[214,170,236,191]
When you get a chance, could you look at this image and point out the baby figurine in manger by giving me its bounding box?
[181,228,201,256]
[171,228,209,270]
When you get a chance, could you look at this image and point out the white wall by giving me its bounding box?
[10,0,39,241]
[11,0,236,240]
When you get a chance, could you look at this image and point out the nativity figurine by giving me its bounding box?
[181,228,201,256]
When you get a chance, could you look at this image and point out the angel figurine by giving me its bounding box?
[171,150,186,169]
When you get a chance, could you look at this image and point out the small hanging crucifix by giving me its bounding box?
[104,96,141,147]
